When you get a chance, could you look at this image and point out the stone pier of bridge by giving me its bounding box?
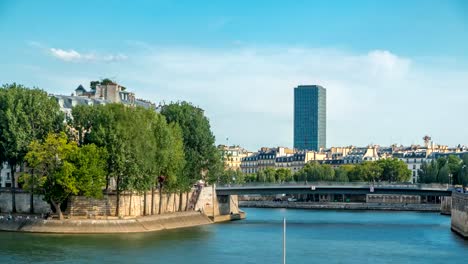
[451,192,468,239]
[194,184,245,222]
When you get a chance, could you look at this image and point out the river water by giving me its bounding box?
[0,208,467,263]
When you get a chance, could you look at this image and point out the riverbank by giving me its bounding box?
[0,211,213,234]
[239,201,441,212]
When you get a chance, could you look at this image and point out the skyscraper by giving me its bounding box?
[294,85,326,151]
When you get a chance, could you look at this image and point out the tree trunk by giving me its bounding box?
[151,186,155,215]
[166,193,171,213]
[178,192,183,212]
[185,191,189,211]
[10,164,16,213]
[51,201,63,220]
[143,191,147,216]
[30,169,34,214]
[129,192,133,216]
[158,184,163,214]
[115,175,121,217]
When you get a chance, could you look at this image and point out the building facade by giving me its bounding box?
[218,145,251,171]
[394,151,427,183]
[240,147,294,174]
[53,82,157,117]
[293,85,326,151]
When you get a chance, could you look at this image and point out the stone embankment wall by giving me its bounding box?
[0,189,199,217]
[366,194,421,204]
[67,191,195,217]
[451,192,468,238]
[440,197,452,215]
[0,190,50,214]
[239,201,441,211]
[0,211,212,233]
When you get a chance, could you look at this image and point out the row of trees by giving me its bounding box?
[0,83,221,218]
[218,158,412,184]
[418,155,468,185]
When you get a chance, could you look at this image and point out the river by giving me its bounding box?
[0,208,467,263]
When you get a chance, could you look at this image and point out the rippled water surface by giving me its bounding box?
[0,208,467,263]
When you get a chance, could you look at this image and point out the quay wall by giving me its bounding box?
[440,197,452,215]
[451,192,468,238]
[0,190,50,214]
[0,189,197,217]
[0,211,212,233]
[67,191,195,217]
[239,201,441,212]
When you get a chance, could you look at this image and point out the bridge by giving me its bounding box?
[216,182,453,197]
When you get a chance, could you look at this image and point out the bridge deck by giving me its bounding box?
[216,184,452,196]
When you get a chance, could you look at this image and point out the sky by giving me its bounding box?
[1,0,468,151]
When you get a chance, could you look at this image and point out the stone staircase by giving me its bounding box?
[187,186,202,211]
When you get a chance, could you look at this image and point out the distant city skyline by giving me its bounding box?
[1,0,468,150]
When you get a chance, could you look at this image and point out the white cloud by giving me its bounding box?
[50,48,82,61]
[49,48,127,63]
[22,44,468,150]
[114,46,467,150]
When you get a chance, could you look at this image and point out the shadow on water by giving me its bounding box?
[0,226,213,263]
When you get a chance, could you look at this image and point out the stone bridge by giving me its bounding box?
[216,182,452,197]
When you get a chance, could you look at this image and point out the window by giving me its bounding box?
[6,172,10,180]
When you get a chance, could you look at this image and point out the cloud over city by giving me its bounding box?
[22,44,468,150]
[49,48,127,63]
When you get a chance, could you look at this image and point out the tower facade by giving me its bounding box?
[293,85,326,151]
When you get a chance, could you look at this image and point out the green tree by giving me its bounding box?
[418,162,430,183]
[376,158,411,182]
[263,168,276,183]
[294,162,321,182]
[0,84,63,213]
[275,168,292,183]
[334,167,350,182]
[73,104,147,216]
[438,163,450,184]
[418,160,438,183]
[256,170,267,183]
[161,102,221,185]
[321,164,335,181]
[24,133,107,219]
[165,122,187,212]
[69,104,96,145]
[446,155,462,185]
[361,162,383,182]
[245,173,257,183]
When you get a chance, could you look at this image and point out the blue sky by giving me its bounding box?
[1,0,468,150]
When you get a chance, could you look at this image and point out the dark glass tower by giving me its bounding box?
[294,85,326,151]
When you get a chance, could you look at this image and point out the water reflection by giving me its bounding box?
[0,209,467,264]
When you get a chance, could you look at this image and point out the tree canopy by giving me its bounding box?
[24,133,107,219]
[160,102,221,185]
[0,84,63,212]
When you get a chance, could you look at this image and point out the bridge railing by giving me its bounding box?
[217,182,450,190]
